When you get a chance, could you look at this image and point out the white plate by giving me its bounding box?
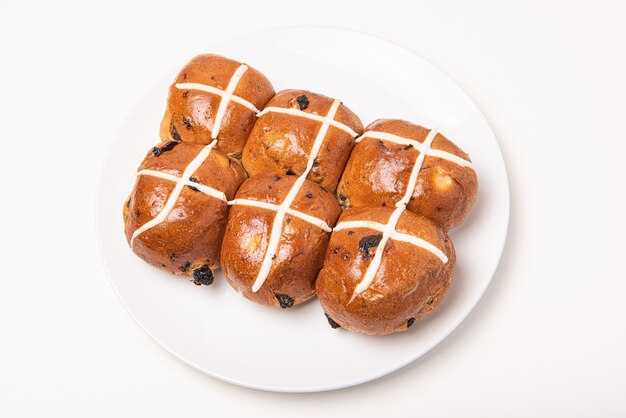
[96,27,509,392]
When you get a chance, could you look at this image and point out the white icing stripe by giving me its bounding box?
[333,220,385,233]
[287,208,332,232]
[248,100,342,292]
[174,82,259,113]
[356,130,473,169]
[228,198,277,212]
[227,199,332,232]
[391,232,448,263]
[136,169,180,183]
[211,64,249,139]
[350,129,446,298]
[257,106,358,137]
[352,205,404,296]
[397,128,438,207]
[136,169,227,202]
[130,140,219,247]
[333,220,448,263]
[426,149,473,168]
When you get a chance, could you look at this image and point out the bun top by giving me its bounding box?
[242,89,363,191]
[160,54,275,157]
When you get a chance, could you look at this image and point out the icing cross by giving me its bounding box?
[334,128,456,299]
[257,106,358,137]
[356,130,473,169]
[131,64,251,247]
[175,64,258,138]
[229,99,357,292]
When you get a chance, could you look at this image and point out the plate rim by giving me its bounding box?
[95,25,510,393]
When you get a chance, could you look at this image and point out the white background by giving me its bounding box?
[1,0,624,416]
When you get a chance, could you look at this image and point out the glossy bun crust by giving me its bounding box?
[316,207,455,335]
[337,119,477,231]
[242,90,363,192]
[124,141,246,282]
[160,54,275,157]
[221,173,341,308]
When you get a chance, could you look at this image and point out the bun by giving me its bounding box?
[316,206,455,335]
[123,140,245,283]
[159,54,275,158]
[242,89,363,192]
[221,173,340,307]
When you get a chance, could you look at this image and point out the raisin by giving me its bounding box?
[152,141,179,156]
[182,91,189,99]
[182,116,193,130]
[179,262,192,272]
[169,253,177,262]
[332,247,340,254]
[193,265,213,285]
[135,209,141,217]
[427,297,434,305]
[187,185,199,192]
[160,141,179,153]
[169,123,182,141]
[189,177,200,183]
[358,234,383,255]
[276,294,294,309]
[305,193,313,199]
[312,158,319,167]
[325,313,341,329]
[271,254,277,260]
[182,73,187,80]
[407,318,416,328]
[338,194,347,201]
[285,217,291,223]
[296,95,309,110]
[347,231,354,235]
[286,169,296,176]
[126,199,131,208]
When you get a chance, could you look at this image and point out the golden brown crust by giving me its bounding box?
[123,141,246,280]
[159,54,275,158]
[221,173,341,307]
[337,119,478,230]
[242,90,363,192]
[316,207,455,335]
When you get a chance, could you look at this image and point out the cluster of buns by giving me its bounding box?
[123,54,478,335]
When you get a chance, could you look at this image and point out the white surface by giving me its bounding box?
[97,27,508,392]
[0,0,624,416]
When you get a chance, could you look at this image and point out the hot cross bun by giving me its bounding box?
[159,54,275,158]
[123,140,246,284]
[242,90,363,192]
[221,173,340,308]
[337,119,478,231]
[316,206,455,335]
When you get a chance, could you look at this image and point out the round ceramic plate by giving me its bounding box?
[96,27,509,392]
